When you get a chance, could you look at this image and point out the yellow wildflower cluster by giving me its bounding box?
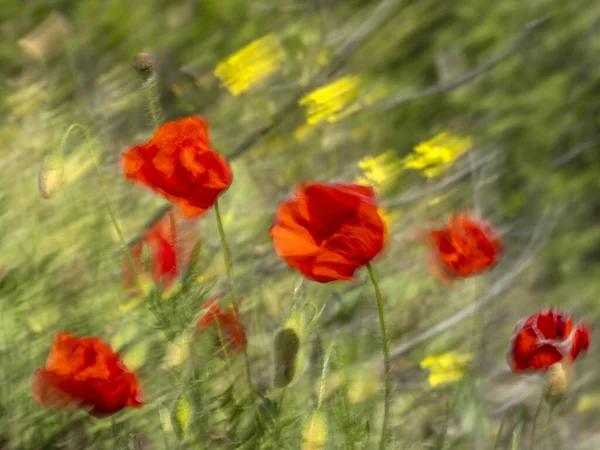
[355,151,401,193]
[402,131,472,178]
[420,351,472,387]
[299,76,361,125]
[214,33,285,96]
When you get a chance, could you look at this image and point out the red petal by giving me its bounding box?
[527,343,564,371]
[33,370,81,411]
[570,323,591,360]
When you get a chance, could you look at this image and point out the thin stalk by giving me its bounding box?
[545,405,555,450]
[144,75,162,129]
[512,421,524,450]
[492,410,508,450]
[316,345,355,450]
[212,313,238,395]
[111,417,119,450]
[366,263,391,450]
[214,199,255,398]
[59,124,140,281]
[529,392,545,450]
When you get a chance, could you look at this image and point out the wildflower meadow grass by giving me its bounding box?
[1,1,599,449]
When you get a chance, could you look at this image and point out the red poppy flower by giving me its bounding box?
[33,332,144,417]
[269,182,386,283]
[121,116,233,218]
[508,309,591,373]
[122,207,200,296]
[426,212,503,282]
[197,299,246,354]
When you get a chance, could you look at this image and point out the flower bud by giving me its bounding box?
[273,327,300,388]
[302,411,327,450]
[545,361,569,404]
[132,52,154,79]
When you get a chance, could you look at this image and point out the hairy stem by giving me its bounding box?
[492,409,508,450]
[529,392,545,450]
[318,345,355,450]
[367,263,391,450]
[144,75,162,129]
[214,199,255,398]
[59,124,140,282]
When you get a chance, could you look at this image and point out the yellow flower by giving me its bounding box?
[428,370,465,386]
[299,76,361,125]
[294,124,313,141]
[214,33,285,96]
[420,351,472,387]
[403,131,472,178]
[354,151,402,193]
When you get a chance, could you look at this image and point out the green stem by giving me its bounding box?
[111,417,119,450]
[492,410,508,450]
[327,346,355,450]
[214,199,255,398]
[144,76,162,129]
[545,404,555,450]
[366,263,391,450]
[512,421,524,450]
[59,124,141,282]
[529,392,545,450]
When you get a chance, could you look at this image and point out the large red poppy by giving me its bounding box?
[426,212,503,282]
[121,207,200,296]
[197,299,246,354]
[269,182,386,283]
[121,116,233,218]
[33,332,144,417]
[508,309,591,373]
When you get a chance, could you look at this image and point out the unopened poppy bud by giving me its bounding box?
[171,392,192,441]
[545,361,569,403]
[302,411,327,450]
[273,328,300,388]
[132,52,154,77]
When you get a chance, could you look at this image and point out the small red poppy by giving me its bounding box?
[269,182,386,283]
[33,332,144,417]
[426,212,503,282]
[508,309,591,373]
[197,299,246,354]
[121,207,200,296]
[121,116,233,218]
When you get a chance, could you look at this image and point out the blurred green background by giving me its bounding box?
[0,0,599,448]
